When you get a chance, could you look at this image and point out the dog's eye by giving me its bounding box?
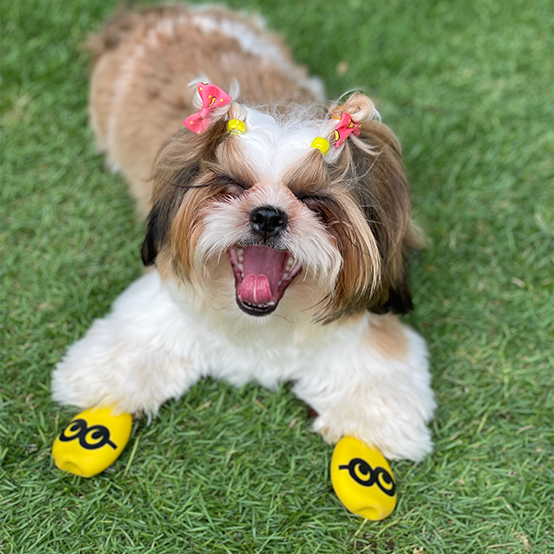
[217,175,247,197]
[296,194,335,223]
[297,194,329,212]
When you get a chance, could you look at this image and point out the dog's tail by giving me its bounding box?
[83,4,137,64]
[83,3,186,64]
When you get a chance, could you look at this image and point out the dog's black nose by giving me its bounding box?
[250,206,288,238]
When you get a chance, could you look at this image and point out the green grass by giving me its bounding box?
[1,0,552,552]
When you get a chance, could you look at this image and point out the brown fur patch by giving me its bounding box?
[170,185,228,284]
[86,4,321,217]
[367,314,408,360]
[155,247,177,282]
[324,118,420,320]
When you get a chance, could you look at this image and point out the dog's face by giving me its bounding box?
[142,93,419,323]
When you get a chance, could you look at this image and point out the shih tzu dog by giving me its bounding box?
[52,3,436,462]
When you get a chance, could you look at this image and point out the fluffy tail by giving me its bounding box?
[84,4,187,63]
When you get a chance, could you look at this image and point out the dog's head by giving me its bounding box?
[142,87,420,323]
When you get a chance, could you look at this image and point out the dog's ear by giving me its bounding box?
[140,119,228,266]
[349,120,421,315]
[141,162,201,266]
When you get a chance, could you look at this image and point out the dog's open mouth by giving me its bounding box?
[228,245,302,316]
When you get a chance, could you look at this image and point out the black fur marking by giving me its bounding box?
[373,275,414,314]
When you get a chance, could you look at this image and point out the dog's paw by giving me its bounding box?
[312,408,434,463]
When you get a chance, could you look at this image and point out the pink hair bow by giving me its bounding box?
[184,82,232,134]
[333,113,361,148]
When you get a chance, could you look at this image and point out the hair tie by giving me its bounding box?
[184,82,232,134]
[227,119,246,135]
[311,137,330,155]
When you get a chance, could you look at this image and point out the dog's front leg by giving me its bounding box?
[293,315,436,462]
[51,271,200,418]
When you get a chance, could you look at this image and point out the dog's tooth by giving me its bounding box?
[268,301,275,306]
[286,257,294,271]
[237,248,244,262]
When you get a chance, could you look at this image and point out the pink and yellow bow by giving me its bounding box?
[333,113,361,148]
[184,82,232,134]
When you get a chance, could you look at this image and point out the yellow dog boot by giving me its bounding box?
[52,406,132,477]
[331,436,397,520]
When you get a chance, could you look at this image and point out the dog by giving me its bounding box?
[52,3,436,462]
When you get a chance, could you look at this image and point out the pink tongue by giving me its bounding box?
[237,246,287,305]
[240,275,272,305]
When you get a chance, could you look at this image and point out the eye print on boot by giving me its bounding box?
[52,406,132,478]
[331,436,397,520]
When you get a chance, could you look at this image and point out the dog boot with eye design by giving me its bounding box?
[52,406,132,477]
[331,436,397,520]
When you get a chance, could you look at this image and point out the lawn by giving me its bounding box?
[1,0,552,552]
